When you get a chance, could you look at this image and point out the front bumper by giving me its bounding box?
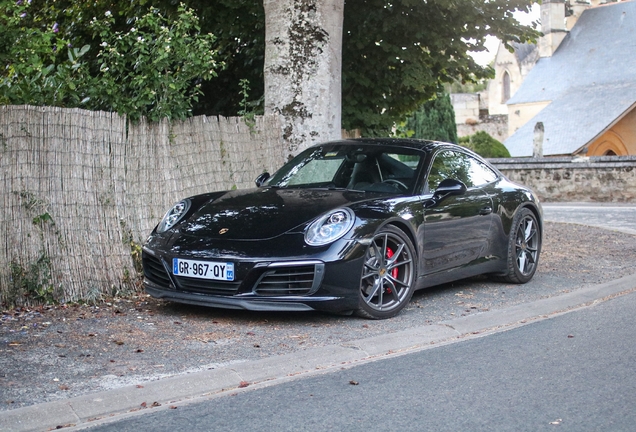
[142,244,364,313]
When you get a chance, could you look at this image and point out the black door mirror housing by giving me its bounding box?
[434,178,467,198]
[255,172,270,187]
[425,178,467,208]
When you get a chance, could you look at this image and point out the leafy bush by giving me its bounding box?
[0,2,222,122]
[0,0,91,106]
[88,6,222,122]
[459,131,510,158]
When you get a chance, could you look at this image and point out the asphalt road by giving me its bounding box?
[543,202,636,235]
[86,289,636,432]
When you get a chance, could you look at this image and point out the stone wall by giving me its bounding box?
[450,93,480,125]
[490,156,636,202]
[457,114,509,143]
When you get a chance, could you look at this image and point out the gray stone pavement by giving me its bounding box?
[2,203,635,432]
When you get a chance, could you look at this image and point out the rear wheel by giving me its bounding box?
[500,208,541,283]
[356,225,416,319]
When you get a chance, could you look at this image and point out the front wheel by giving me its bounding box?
[356,225,417,319]
[500,208,541,283]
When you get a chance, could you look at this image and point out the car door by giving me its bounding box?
[419,149,495,275]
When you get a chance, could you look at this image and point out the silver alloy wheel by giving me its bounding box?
[514,213,539,276]
[496,207,541,284]
[358,227,415,318]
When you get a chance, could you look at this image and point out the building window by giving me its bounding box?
[502,71,511,103]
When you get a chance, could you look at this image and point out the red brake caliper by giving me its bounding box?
[385,247,399,294]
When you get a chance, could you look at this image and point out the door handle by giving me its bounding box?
[479,206,492,215]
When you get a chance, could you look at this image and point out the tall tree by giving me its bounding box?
[263,0,344,155]
[342,0,539,135]
[405,93,457,143]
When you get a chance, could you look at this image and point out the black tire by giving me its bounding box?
[356,225,417,319]
[499,207,541,283]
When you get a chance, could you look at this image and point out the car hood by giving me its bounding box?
[178,187,377,240]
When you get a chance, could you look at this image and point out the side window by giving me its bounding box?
[467,158,498,187]
[426,150,473,192]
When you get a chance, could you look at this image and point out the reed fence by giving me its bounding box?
[0,105,284,305]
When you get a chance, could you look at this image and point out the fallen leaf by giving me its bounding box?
[140,402,147,408]
[238,381,250,388]
[169,406,178,409]
[113,340,124,345]
[151,401,161,407]
[8,341,21,346]
[136,385,144,388]
[246,332,255,336]
[59,385,69,391]
[567,335,574,338]
[349,380,359,386]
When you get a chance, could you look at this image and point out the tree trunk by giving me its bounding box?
[263,0,343,157]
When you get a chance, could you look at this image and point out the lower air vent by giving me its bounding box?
[174,277,241,296]
[142,252,171,287]
[254,264,323,296]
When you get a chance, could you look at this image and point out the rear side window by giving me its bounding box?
[467,158,498,187]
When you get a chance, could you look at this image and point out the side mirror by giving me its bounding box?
[255,172,270,187]
[425,179,467,208]
[434,178,467,198]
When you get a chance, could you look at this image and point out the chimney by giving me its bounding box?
[566,0,592,30]
[540,0,568,57]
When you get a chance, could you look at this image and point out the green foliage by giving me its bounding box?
[10,254,55,305]
[237,78,259,134]
[1,1,222,122]
[2,0,538,130]
[401,93,458,143]
[445,79,487,94]
[87,5,222,122]
[0,0,91,106]
[460,131,511,158]
[119,219,143,284]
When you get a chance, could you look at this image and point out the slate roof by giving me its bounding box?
[511,42,537,64]
[505,1,636,157]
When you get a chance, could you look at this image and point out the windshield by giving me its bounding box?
[265,144,424,194]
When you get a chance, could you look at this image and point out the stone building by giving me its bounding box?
[505,0,636,157]
[487,41,539,117]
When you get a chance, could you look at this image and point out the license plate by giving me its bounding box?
[173,258,234,281]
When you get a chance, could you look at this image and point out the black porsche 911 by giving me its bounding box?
[142,138,542,319]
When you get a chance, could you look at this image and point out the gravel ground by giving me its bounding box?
[2,222,635,411]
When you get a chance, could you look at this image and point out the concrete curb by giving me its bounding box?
[2,273,635,432]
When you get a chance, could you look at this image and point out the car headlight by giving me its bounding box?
[156,199,191,233]
[305,208,355,246]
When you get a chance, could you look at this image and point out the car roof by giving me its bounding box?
[313,138,452,153]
